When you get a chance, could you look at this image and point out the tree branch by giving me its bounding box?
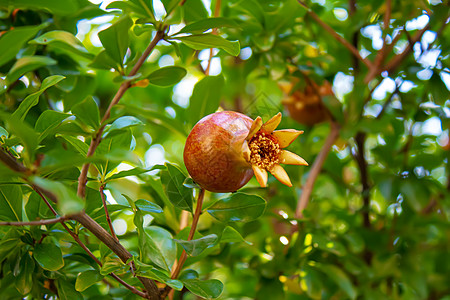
[100,184,118,241]
[384,25,429,75]
[354,132,371,228]
[204,0,222,75]
[295,121,340,219]
[0,149,27,173]
[72,212,159,299]
[296,0,373,69]
[161,188,206,298]
[0,216,66,226]
[32,189,147,298]
[77,30,166,199]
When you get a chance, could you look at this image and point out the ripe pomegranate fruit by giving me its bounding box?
[280,80,333,126]
[183,111,308,193]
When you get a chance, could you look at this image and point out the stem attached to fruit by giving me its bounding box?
[161,188,206,299]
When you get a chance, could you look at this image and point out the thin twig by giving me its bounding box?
[0,216,66,226]
[100,184,118,241]
[161,189,206,298]
[295,121,340,220]
[296,0,373,69]
[77,30,166,199]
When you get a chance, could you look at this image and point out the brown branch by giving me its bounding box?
[0,149,27,173]
[204,0,222,75]
[295,121,340,219]
[0,216,66,226]
[77,30,165,199]
[354,132,371,228]
[161,188,206,299]
[72,212,159,299]
[296,0,373,69]
[100,184,118,241]
[384,25,429,75]
[32,189,147,298]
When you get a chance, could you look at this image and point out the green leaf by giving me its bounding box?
[63,75,97,111]
[161,163,193,212]
[147,66,187,86]
[14,252,34,295]
[72,97,100,129]
[33,242,64,271]
[100,258,127,275]
[129,0,155,20]
[176,17,239,35]
[181,278,224,299]
[187,75,224,125]
[106,167,150,181]
[0,126,7,137]
[0,185,22,222]
[29,30,93,59]
[31,177,84,215]
[57,135,89,156]
[8,0,80,16]
[207,193,266,223]
[56,278,83,300]
[135,199,163,213]
[35,111,70,141]
[316,264,357,300]
[98,15,133,67]
[183,0,208,23]
[12,75,65,121]
[103,116,142,138]
[135,262,183,290]
[0,112,38,161]
[75,270,103,292]
[88,50,118,70]
[173,34,240,56]
[161,0,178,15]
[400,179,429,212]
[125,105,188,137]
[135,209,176,271]
[174,234,218,256]
[0,23,49,68]
[6,56,57,84]
[220,226,252,245]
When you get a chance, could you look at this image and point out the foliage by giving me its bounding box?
[0,0,449,299]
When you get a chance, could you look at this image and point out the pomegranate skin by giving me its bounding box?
[183,111,254,193]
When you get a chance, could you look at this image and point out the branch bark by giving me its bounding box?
[72,212,159,299]
[295,121,340,219]
[161,188,206,299]
[100,184,118,241]
[77,30,165,199]
[354,132,371,228]
[296,0,373,69]
[31,189,147,298]
[0,216,66,226]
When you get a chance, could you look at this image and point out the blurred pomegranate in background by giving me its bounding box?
[280,79,333,126]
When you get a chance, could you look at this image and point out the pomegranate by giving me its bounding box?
[183,111,308,193]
